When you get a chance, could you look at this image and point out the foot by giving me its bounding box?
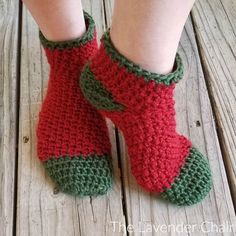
[79,30,212,205]
[37,13,112,196]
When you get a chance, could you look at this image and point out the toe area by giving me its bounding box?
[160,147,212,206]
[43,154,112,196]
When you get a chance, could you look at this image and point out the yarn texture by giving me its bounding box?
[44,155,112,196]
[80,30,212,205]
[160,148,212,205]
[37,13,112,196]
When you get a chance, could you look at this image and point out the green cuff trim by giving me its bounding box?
[43,154,113,196]
[160,147,212,206]
[80,64,125,111]
[101,30,184,86]
[39,11,95,50]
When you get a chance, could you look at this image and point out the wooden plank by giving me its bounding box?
[0,0,19,235]
[104,1,236,235]
[192,0,236,205]
[17,1,126,235]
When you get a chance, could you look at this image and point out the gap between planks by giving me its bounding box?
[191,0,236,208]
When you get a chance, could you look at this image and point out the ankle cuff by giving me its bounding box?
[101,31,184,86]
[39,11,95,50]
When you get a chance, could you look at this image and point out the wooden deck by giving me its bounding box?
[1,0,236,235]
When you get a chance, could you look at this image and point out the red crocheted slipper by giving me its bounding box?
[80,30,212,205]
[37,13,112,196]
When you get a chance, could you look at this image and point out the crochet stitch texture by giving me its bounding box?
[37,13,112,196]
[80,31,212,205]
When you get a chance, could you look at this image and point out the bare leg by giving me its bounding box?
[22,0,86,41]
[110,0,195,74]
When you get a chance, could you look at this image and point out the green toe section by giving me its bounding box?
[43,154,113,196]
[160,148,212,206]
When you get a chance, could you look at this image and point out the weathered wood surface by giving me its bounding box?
[17,1,125,235]
[0,0,19,235]
[192,0,236,205]
[105,1,236,235]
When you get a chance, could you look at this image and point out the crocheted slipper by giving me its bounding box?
[79,30,212,205]
[37,13,112,196]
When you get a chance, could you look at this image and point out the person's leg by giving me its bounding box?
[110,0,195,74]
[22,1,113,195]
[80,0,212,205]
[22,0,86,41]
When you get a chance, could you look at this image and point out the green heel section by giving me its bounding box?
[80,64,125,111]
[160,148,212,206]
[43,154,112,196]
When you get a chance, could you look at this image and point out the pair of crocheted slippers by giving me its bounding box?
[37,12,212,206]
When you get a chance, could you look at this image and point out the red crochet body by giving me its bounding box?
[37,39,111,161]
[89,44,192,192]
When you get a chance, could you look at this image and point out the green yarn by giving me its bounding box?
[160,147,212,206]
[39,11,95,50]
[80,64,125,111]
[43,154,112,196]
[102,31,184,86]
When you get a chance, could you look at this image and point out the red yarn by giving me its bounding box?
[37,35,111,161]
[89,44,192,192]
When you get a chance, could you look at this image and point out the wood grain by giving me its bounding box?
[0,0,19,235]
[17,1,125,235]
[192,0,236,205]
[104,1,236,235]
